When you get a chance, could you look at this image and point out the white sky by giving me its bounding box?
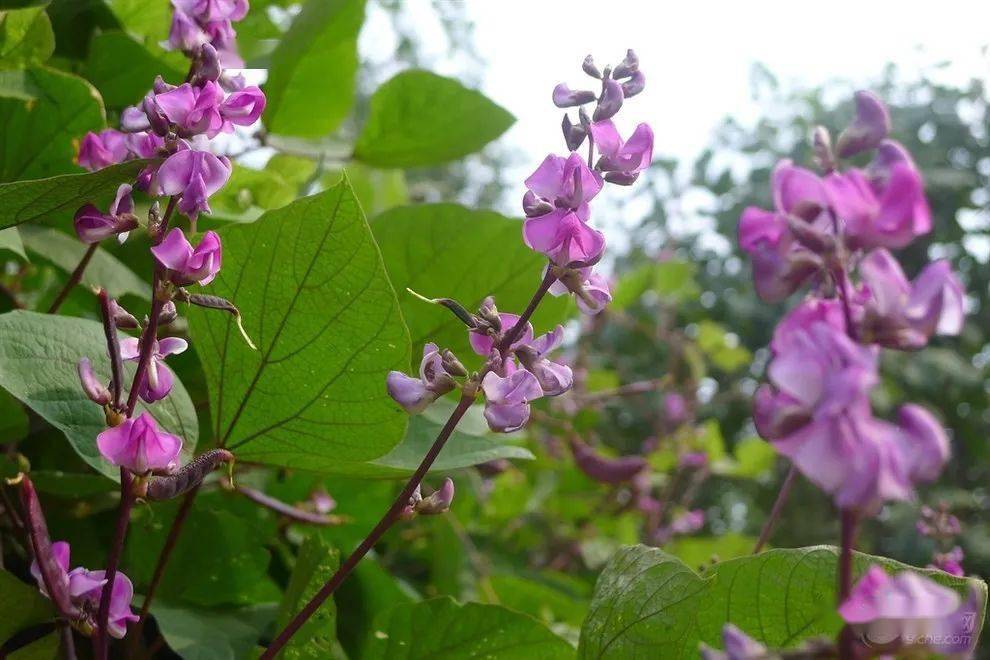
[359,0,990,252]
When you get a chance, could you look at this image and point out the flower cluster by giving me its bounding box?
[742,91,965,514]
[166,0,248,67]
[918,503,966,576]
[528,50,653,315]
[31,541,138,639]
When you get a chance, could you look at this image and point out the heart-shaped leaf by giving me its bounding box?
[0,310,199,479]
[578,544,987,658]
[354,70,514,168]
[187,178,411,470]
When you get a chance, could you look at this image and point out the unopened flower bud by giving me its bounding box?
[109,299,139,329]
[785,215,835,253]
[604,171,640,186]
[415,478,454,515]
[552,83,596,108]
[441,349,467,377]
[561,114,587,151]
[158,300,178,325]
[477,297,502,332]
[621,70,645,98]
[399,484,423,520]
[578,106,591,127]
[836,90,891,159]
[593,79,624,122]
[77,358,111,405]
[812,126,835,172]
[522,190,553,217]
[582,54,601,79]
[612,49,639,79]
[569,436,647,484]
[192,43,222,85]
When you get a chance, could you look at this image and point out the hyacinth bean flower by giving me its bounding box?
[120,336,188,403]
[173,0,248,23]
[415,478,455,515]
[840,566,977,654]
[481,369,543,433]
[150,81,226,138]
[515,325,573,396]
[549,267,612,314]
[30,541,138,639]
[74,184,139,244]
[552,83,597,108]
[77,130,130,171]
[151,228,223,286]
[588,120,654,184]
[524,152,603,217]
[97,411,183,474]
[835,90,891,159]
[220,85,267,127]
[386,342,457,414]
[469,312,534,357]
[930,546,965,577]
[155,150,232,219]
[77,358,111,406]
[699,624,769,660]
[856,248,964,349]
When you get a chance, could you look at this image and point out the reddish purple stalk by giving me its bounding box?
[752,464,798,554]
[48,243,98,314]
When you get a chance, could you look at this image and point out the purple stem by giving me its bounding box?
[92,468,135,660]
[233,483,343,526]
[838,509,858,659]
[752,464,798,553]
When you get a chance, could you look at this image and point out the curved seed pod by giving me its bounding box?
[177,290,257,349]
[144,449,234,500]
[569,436,647,484]
[19,477,82,619]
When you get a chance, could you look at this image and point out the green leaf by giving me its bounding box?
[0,160,149,231]
[7,632,59,659]
[19,225,150,300]
[696,320,750,372]
[0,386,28,441]
[29,469,118,496]
[0,568,55,644]
[105,0,170,44]
[327,163,407,218]
[364,597,574,659]
[665,533,757,572]
[187,179,410,469]
[153,602,278,660]
[0,1,50,8]
[85,31,185,108]
[0,7,53,67]
[0,69,40,100]
[577,545,987,658]
[342,410,532,479]
[127,496,276,607]
[336,557,416,657]
[354,70,514,168]
[371,204,570,360]
[713,436,776,480]
[0,310,199,479]
[262,0,365,138]
[275,535,340,658]
[0,226,24,259]
[209,166,297,221]
[488,574,591,628]
[0,67,105,182]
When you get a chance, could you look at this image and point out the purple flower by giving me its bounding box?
[824,162,931,250]
[415,478,455,515]
[77,358,111,405]
[835,90,891,158]
[552,83,596,108]
[738,161,829,302]
[593,78,623,122]
[589,120,653,184]
[516,325,573,396]
[930,546,965,577]
[204,20,242,67]
[700,624,768,660]
[895,404,950,483]
[481,369,543,432]
[167,8,209,52]
[173,0,248,23]
[125,131,166,159]
[120,336,188,403]
[220,85,266,127]
[856,249,965,349]
[386,342,457,414]
[840,566,976,653]
[29,540,71,599]
[77,130,129,171]
[524,210,606,266]
[548,267,612,314]
[73,184,139,244]
[152,228,223,286]
[150,81,226,138]
[525,152,603,215]
[663,392,689,426]
[156,150,232,219]
[96,411,183,474]
[469,312,534,357]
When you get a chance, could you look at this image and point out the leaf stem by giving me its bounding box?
[837,508,858,659]
[47,243,98,314]
[752,464,798,554]
[231,482,345,526]
[260,393,477,659]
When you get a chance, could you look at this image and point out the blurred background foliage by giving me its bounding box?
[0,0,987,656]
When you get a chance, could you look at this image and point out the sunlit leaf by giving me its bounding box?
[85,31,185,107]
[0,7,53,67]
[274,535,340,657]
[354,70,514,168]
